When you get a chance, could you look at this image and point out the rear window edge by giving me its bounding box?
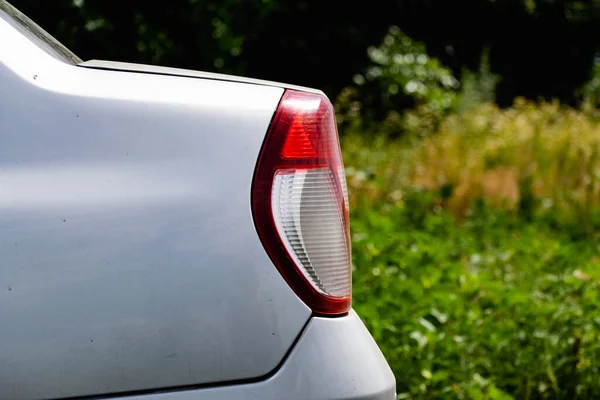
[0,0,82,65]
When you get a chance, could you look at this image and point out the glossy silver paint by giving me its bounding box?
[112,311,397,400]
[79,59,323,95]
[0,9,312,400]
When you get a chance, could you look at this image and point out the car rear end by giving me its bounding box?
[0,1,395,399]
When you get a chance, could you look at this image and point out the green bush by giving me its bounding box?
[338,25,459,128]
[336,31,500,139]
[456,48,500,113]
[581,54,600,106]
[350,192,600,399]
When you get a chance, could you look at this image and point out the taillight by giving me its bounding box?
[251,90,351,315]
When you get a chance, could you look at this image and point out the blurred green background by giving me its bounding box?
[11,0,600,398]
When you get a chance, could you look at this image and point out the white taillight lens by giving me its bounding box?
[272,168,351,297]
[337,166,349,210]
[252,90,351,315]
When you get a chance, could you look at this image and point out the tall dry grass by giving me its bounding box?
[341,99,600,226]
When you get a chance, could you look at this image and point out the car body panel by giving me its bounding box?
[79,60,323,95]
[108,311,396,400]
[0,11,311,400]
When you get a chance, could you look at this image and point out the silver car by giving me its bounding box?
[0,1,395,399]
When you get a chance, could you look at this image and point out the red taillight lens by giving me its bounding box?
[251,90,351,315]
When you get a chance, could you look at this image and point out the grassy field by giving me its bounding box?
[342,101,600,399]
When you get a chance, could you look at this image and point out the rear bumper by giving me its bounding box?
[116,310,396,400]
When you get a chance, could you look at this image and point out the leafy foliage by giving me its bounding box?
[9,0,600,104]
[581,54,600,106]
[342,103,600,399]
[341,100,600,234]
[353,26,459,115]
[456,48,500,112]
[9,0,395,97]
[350,191,600,399]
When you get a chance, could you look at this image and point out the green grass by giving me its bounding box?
[342,102,600,399]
